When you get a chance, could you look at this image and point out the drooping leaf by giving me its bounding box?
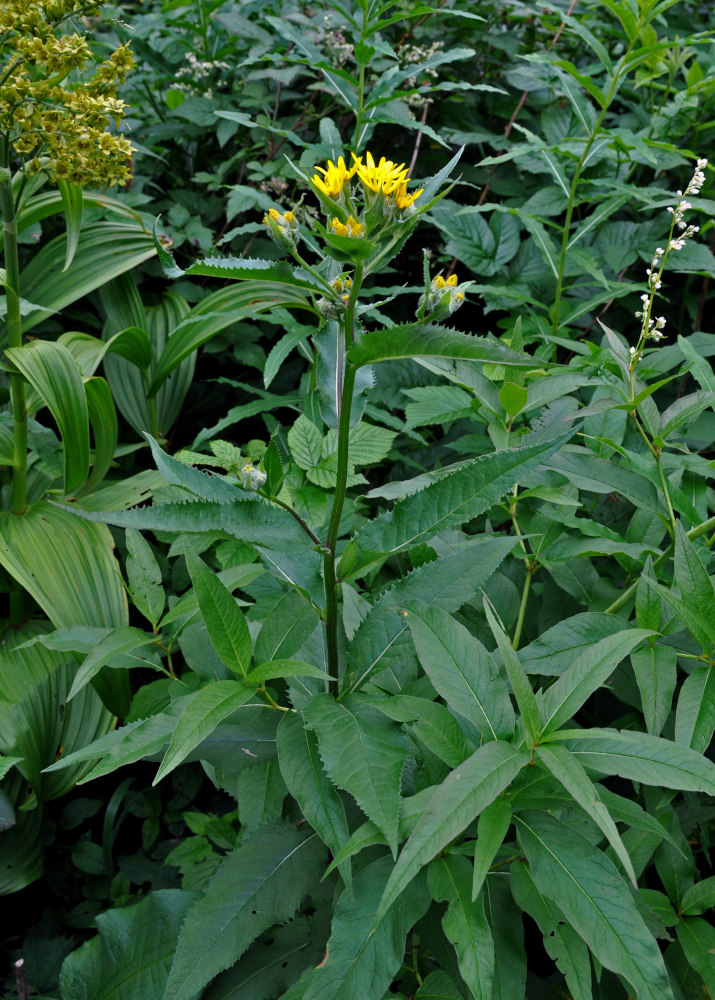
[305,693,407,855]
[186,550,253,677]
[472,798,512,901]
[164,824,327,1000]
[517,812,673,1000]
[484,872,526,1000]
[377,742,529,920]
[303,856,430,1000]
[483,599,541,744]
[155,680,257,783]
[59,890,196,1000]
[428,855,494,1000]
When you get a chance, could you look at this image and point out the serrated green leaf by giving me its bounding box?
[186,551,252,677]
[347,323,536,368]
[517,812,673,1000]
[277,712,351,893]
[406,602,514,742]
[305,693,407,855]
[288,415,324,472]
[472,798,512,902]
[303,856,430,1000]
[155,680,256,783]
[164,825,326,1000]
[60,889,196,1000]
[355,435,569,557]
[236,760,288,830]
[403,385,474,429]
[428,855,494,1000]
[385,695,470,768]
[510,860,592,1000]
[377,742,529,921]
[126,528,164,627]
[546,727,715,794]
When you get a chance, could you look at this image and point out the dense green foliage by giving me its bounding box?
[1,0,715,998]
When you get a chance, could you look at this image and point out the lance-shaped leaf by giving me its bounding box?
[631,643,676,737]
[545,727,715,795]
[673,521,715,647]
[68,626,157,701]
[145,434,246,503]
[537,627,653,736]
[186,550,253,677]
[428,855,494,1000]
[483,599,541,744]
[354,434,569,556]
[676,917,715,997]
[305,693,407,855]
[6,340,89,492]
[516,812,673,1000]
[164,824,327,1000]
[675,665,715,753]
[519,612,634,676]
[510,861,592,1000]
[154,680,256,783]
[536,743,637,886]
[347,324,535,368]
[472,798,512,901]
[406,602,514,742]
[303,856,430,1000]
[377,742,529,921]
[277,712,351,892]
[126,528,164,627]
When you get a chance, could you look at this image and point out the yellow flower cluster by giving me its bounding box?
[0,0,134,187]
[311,151,424,212]
[330,215,364,238]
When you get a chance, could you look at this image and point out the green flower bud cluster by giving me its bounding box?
[418,272,466,321]
[0,0,134,186]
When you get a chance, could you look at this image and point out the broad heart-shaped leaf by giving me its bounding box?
[186,550,252,677]
[483,599,541,744]
[516,812,673,1000]
[0,501,130,716]
[6,339,89,492]
[347,324,535,368]
[546,728,715,795]
[59,496,313,553]
[674,521,715,648]
[154,680,257,783]
[303,856,430,1000]
[125,528,164,627]
[305,693,407,855]
[631,643,676,737]
[406,602,514,742]
[537,627,653,736]
[428,855,494,1000]
[354,434,570,557]
[377,742,529,921]
[536,743,636,886]
[676,917,715,997]
[510,861,592,1000]
[675,665,715,753]
[163,824,327,1000]
[276,712,351,892]
[344,535,517,694]
[60,889,195,1000]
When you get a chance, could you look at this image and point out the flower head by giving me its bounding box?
[353,151,410,195]
[311,156,358,198]
[393,180,424,211]
[329,215,364,238]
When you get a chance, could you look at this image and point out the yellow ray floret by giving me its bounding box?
[393,181,423,211]
[312,156,359,197]
[353,151,410,194]
[330,215,364,237]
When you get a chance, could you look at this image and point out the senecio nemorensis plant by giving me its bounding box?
[48,150,715,1000]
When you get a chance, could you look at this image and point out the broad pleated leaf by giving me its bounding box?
[186,551,252,676]
[6,340,89,492]
[675,666,715,753]
[377,742,529,920]
[83,376,117,493]
[547,727,715,794]
[631,643,676,737]
[277,712,351,892]
[303,856,430,1000]
[354,435,569,556]
[60,889,196,1000]
[407,602,514,742]
[0,770,44,892]
[344,535,516,694]
[538,628,652,735]
[510,861,592,1000]
[517,812,673,1000]
[0,501,129,715]
[305,693,407,855]
[163,824,326,1000]
[347,324,535,368]
[428,855,494,1000]
[155,680,256,783]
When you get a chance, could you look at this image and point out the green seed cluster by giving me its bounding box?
[0,0,134,186]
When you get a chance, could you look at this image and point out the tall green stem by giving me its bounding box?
[323,263,364,692]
